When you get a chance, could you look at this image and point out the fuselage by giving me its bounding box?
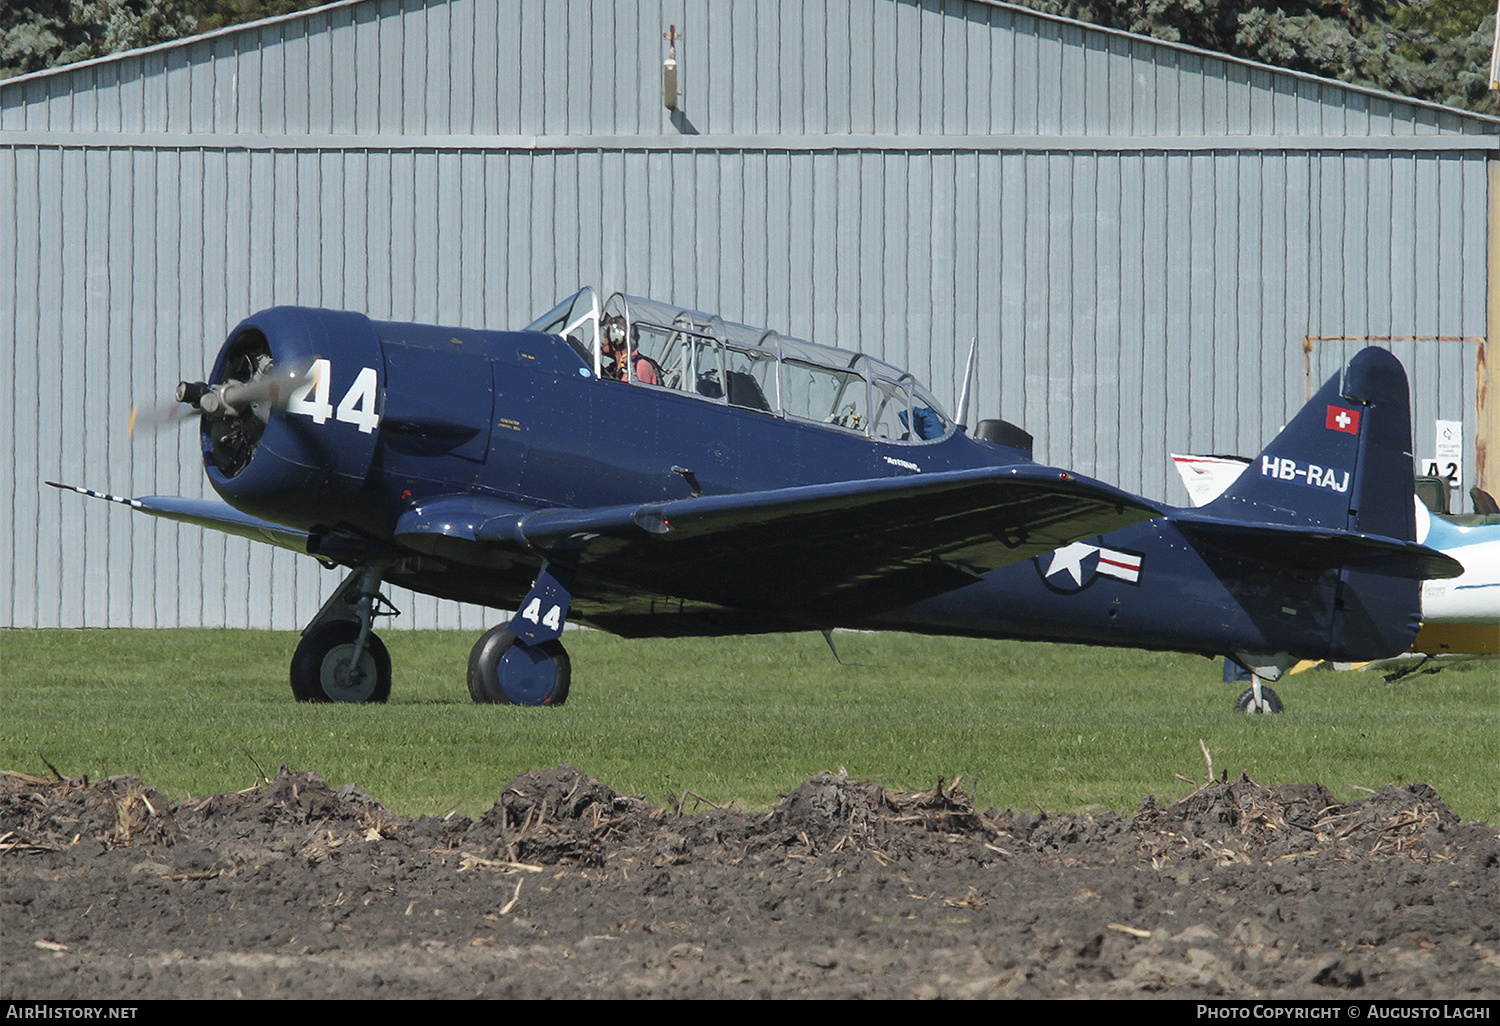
[869,517,1347,658]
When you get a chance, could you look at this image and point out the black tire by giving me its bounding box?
[1234,684,1283,714]
[467,626,570,706]
[290,621,392,703]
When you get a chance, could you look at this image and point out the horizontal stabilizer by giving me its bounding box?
[1172,512,1462,581]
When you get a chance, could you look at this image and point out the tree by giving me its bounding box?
[2,1,196,78]
[1,0,324,80]
[1018,0,1497,114]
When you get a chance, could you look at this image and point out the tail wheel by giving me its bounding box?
[1234,684,1283,714]
[291,621,392,703]
[467,627,570,706]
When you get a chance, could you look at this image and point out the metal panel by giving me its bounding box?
[2,149,31,626]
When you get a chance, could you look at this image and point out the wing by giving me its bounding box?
[46,482,401,565]
[57,468,1161,625]
[47,482,313,552]
[399,466,1161,620]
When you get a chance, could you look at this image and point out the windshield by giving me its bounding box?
[525,287,600,369]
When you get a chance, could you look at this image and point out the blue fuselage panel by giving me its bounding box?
[871,518,1342,658]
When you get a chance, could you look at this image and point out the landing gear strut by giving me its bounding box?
[291,564,398,703]
[468,564,574,706]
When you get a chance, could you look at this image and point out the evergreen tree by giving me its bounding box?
[1,0,323,80]
[2,1,196,78]
[1020,0,1497,114]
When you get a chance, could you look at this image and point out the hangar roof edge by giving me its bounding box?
[2,0,1496,131]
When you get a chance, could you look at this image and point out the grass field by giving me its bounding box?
[1,628,1495,823]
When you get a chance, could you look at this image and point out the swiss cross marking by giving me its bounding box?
[1325,405,1361,435]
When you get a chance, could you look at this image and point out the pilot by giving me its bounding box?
[602,316,660,385]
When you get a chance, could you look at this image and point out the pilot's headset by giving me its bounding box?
[603,318,629,379]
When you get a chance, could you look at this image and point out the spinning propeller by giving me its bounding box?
[129,360,318,438]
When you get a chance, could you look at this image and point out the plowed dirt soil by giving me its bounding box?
[2,765,1495,999]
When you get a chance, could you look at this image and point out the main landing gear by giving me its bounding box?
[289,563,574,706]
[467,628,571,705]
[291,565,398,703]
[467,565,574,706]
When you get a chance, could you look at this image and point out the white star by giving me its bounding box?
[1045,542,1096,586]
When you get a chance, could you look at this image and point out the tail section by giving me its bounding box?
[1175,348,1460,660]
[1209,347,1415,539]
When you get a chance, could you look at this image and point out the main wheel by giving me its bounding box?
[1234,684,1283,714]
[467,627,570,706]
[290,621,392,703]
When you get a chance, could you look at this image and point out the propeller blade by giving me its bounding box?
[130,358,320,439]
[128,398,194,438]
[220,367,294,411]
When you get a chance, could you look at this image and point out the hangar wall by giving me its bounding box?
[2,0,1496,629]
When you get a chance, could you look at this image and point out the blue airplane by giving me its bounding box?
[52,287,1460,712]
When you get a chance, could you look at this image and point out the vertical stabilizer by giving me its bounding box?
[1209,347,1416,541]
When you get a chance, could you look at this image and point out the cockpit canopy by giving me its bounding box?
[526,288,953,444]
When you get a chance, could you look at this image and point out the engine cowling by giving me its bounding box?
[203,307,384,529]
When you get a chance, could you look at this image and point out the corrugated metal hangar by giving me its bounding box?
[3,0,1497,629]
